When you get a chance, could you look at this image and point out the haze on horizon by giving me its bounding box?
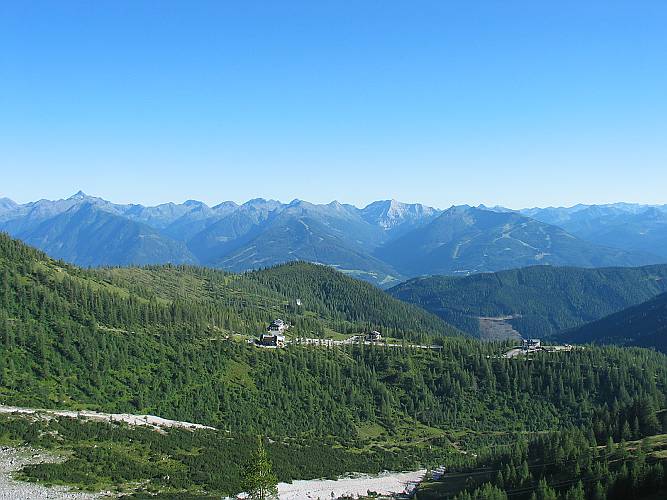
[2,190,667,213]
[2,1,666,208]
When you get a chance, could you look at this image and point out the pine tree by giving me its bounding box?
[241,437,278,500]
[621,420,632,441]
[606,436,615,456]
[534,478,557,500]
[591,481,606,500]
[564,481,585,500]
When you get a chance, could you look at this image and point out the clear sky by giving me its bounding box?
[1,1,666,209]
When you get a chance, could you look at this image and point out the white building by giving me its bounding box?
[267,319,288,334]
[522,338,541,350]
[366,330,382,342]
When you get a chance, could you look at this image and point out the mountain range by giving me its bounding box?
[520,203,667,259]
[1,193,666,286]
[375,205,658,276]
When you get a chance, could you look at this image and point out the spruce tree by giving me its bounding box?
[241,437,278,500]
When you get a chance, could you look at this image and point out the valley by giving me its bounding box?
[5,3,667,497]
[0,232,665,498]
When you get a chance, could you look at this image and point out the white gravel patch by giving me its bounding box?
[0,405,214,431]
[276,469,426,499]
[0,446,102,499]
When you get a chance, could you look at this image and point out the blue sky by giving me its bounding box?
[1,1,666,208]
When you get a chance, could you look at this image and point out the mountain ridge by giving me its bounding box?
[1,193,666,286]
[376,206,660,276]
[389,263,667,341]
[559,292,667,353]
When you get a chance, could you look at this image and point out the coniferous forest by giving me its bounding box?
[0,232,666,498]
[389,265,667,340]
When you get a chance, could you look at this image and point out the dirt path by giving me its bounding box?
[0,446,102,499]
[293,336,443,350]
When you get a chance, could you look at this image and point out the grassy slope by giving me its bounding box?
[0,233,461,420]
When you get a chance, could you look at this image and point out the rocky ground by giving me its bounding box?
[275,470,427,500]
[0,446,102,499]
[0,405,214,432]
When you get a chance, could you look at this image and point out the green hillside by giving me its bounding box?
[417,430,667,500]
[560,292,667,352]
[92,261,457,340]
[0,232,459,418]
[389,264,667,339]
[1,233,667,498]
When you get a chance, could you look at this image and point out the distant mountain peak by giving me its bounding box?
[68,190,89,200]
[364,199,405,210]
[361,199,440,232]
[243,197,279,206]
[0,197,17,205]
[442,204,472,215]
[183,199,206,207]
[67,200,98,214]
[213,201,238,208]
[0,197,18,213]
[477,204,514,213]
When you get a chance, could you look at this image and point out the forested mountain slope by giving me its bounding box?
[560,292,667,352]
[208,200,403,286]
[94,261,457,340]
[245,261,455,335]
[0,231,460,423]
[389,264,667,339]
[185,198,283,263]
[1,233,667,498]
